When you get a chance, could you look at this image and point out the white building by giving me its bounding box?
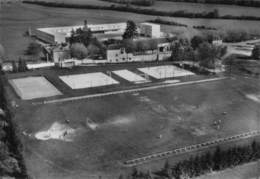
[140,23,161,38]
[106,40,172,63]
[34,22,127,44]
[107,48,134,63]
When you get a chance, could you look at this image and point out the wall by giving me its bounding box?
[140,23,161,38]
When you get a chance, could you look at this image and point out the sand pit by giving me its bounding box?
[138,65,194,79]
[59,72,119,89]
[9,76,62,100]
[113,69,149,84]
[110,116,133,126]
[35,122,77,142]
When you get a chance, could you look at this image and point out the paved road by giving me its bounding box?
[33,77,227,105]
[123,130,260,167]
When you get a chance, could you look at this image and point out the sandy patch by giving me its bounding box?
[246,94,260,103]
[35,122,77,142]
[190,127,207,136]
[85,118,99,130]
[109,116,133,126]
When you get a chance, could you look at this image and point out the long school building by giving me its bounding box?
[32,22,127,44]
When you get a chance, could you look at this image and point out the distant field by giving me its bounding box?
[33,0,260,16]
[6,72,260,179]
[2,3,260,60]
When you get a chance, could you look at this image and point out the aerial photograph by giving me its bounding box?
[0,0,260,178]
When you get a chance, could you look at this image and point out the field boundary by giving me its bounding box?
[123,130,260,167]
[33,77,227,105]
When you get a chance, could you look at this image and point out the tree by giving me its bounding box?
[70,43,89,59]
[252,45,260,60]
[18,58,27,72]
[0,44,5,59]
[26,42,42,60]
[197,42,226,69]
[191,36,204,50]
[69,28,93,47]
[122,39,136,53]
[11,61,18,73]
[171,41,195,61]
[123,20,138,39]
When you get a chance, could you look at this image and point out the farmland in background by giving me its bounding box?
[2,2,260,60]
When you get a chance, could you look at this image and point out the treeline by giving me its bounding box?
[148,18,217,30]
[123,141,260,179]
[22,1,260,21]
[101,0,155,6]
[148,18,188,27]
[0,75,27,178]
[158,0,260,8]
[193,25,217,30]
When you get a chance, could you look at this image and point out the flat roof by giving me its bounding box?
[37,22,127,37]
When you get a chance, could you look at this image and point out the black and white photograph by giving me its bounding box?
[0,0,260,178]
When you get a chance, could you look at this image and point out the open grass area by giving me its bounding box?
[4,71,260,179]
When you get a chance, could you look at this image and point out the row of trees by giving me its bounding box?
[23,1,260,21]
[102,0,155,6]
[0,76,27,177]
[148,18,188,27]
[158,0,260,8]
[120,141,260,179]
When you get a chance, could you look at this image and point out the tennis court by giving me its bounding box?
[113,69,149,84]
[59,72,119,89]
[138,65,194,79]
[9,76,62,100]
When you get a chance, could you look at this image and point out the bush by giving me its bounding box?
[252,45,260,60]
[25,42,42,58]
[70,43,89,59]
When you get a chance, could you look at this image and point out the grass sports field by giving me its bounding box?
[6,70,260,179]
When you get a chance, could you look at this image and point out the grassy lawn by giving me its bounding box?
[5,73,260,179]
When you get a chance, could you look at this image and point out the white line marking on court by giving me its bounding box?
[32,77,227,105]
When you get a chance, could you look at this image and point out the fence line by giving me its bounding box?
[123,130,260,167]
